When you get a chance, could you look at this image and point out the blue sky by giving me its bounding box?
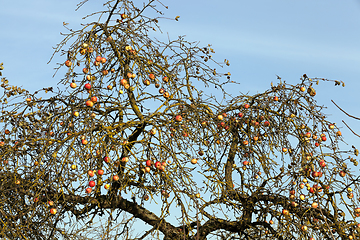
[1,1,359,113]
[1,0,360,236]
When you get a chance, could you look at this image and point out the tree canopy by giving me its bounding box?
[0,1,359,239]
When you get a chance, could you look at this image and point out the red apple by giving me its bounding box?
[274,96,279,101]
[104,156,110,163]
[319,159,326,168]
[85,187,92,194]
[83,68,89,74]
[97,169,104,175]
[84,83,91,90]
[264,121,270,126]
[90,96,98,103]
[65,60,72,67]
[120,79,128,86]
[163,76,169,82]
[101,57,106,64]
[282,209,289,215]
[113,175,119,181]
[104,184,110,189]
[339,171,346,177]
[149,73,155,80]
[243,160,249,166]
[146,160,152,167]
[175,115,182,122]
[50,208,57,215]
[88,170,95,177]
[311,202,318,208]
[155,161,161,169]
[70,82,77,88]
[89,181,96,187]
[312,171,319,178]
[191,158,198,164]
[86,100,94,107]
[95,56,102,62]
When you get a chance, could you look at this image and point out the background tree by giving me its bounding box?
[0,1,360,239]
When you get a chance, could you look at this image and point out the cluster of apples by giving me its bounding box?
[144,159,167,172]
[33,197,57,216]
[142,73,171,99]
[85,168,113,193]
[215,104,270,133]
[169,114,191,138]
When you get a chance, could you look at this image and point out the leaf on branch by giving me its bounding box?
[175,16,180,21]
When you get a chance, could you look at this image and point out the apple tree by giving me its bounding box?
[1,1,360,239]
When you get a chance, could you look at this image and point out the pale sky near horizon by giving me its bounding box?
[1,0,360,237]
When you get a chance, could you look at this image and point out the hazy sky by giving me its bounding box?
[1,0,360,236]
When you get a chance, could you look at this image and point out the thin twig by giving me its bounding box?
[331,100,360,120]
[342,120,360,137]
